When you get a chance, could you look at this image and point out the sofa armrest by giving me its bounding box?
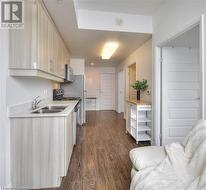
[129,146,166,171]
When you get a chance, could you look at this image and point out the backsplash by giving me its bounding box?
[8,98,50,116]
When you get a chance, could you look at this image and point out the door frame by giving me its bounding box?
[118,70,125,113]
[154,15,205,145]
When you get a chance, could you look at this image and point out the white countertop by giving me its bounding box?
[9,100,79,118]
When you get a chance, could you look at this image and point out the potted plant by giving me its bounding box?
[131,79,148,100]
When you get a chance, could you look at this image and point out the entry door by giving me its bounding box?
[161,47,202,145]
[100,73,115,110]
[118,71,125,113]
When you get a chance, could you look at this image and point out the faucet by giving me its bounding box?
[32,96,42,110]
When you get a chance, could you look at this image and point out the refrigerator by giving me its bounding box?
[61,75,86,125]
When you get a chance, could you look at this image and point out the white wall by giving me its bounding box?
[0,31,53,188]
[85,66,116,110]
[153,0,206,145]
[70,58,85,75]
[116,38,152,107]
[0,30,9,188]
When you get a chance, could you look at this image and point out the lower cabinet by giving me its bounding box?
[10,112,74,189]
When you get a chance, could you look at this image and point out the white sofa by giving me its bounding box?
[129,120,206,190]
[130,146,166,178]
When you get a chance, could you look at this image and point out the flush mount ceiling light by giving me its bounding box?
[101,42,119,60]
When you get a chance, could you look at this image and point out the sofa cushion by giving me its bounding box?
[130,146,166,171]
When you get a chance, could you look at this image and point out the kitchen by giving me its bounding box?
[1,0,152,189]
[0,0,151,188]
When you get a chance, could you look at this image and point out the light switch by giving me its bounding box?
[146,89,151,95]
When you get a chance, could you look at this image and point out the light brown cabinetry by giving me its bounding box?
[10,111,75,189]
[9,0,69,82]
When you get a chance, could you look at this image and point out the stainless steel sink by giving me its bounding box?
[49,106,67,110]
[32,105,67,114]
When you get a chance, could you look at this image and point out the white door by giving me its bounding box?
[118,71,125,113]
[161,47,202,145]
[100,73,115,110]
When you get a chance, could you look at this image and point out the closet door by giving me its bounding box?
[161,47,202,145]
[100,73,115,110]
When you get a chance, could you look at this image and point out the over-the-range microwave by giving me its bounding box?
[65,64,73,83]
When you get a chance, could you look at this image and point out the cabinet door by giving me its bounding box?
[60,41,66,78]
[37,3,49,72]
[10,117,65,188]
[52,29,59,76]
[56,37,65,78]
[64,112,73,175]
[48,20,58,74]
[9,0,37,69]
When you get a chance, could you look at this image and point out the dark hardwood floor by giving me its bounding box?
[46,111,144,190]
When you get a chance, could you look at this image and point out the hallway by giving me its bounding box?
[59,111,139,190]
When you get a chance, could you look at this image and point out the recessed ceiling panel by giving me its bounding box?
[77,0,164,16]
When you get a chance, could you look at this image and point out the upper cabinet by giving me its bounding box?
[9,0,69,82]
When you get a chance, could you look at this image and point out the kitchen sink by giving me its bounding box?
[32,105,67,114]
[48,106,67,110]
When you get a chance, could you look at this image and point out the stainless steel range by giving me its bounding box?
[53,75,86,126]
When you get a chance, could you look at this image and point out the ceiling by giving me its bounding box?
[76,0,164,15]
[44,0,153,66]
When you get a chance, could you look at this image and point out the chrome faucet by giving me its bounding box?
[32,96,42,110]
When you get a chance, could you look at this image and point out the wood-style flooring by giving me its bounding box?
[45,111,145,190]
